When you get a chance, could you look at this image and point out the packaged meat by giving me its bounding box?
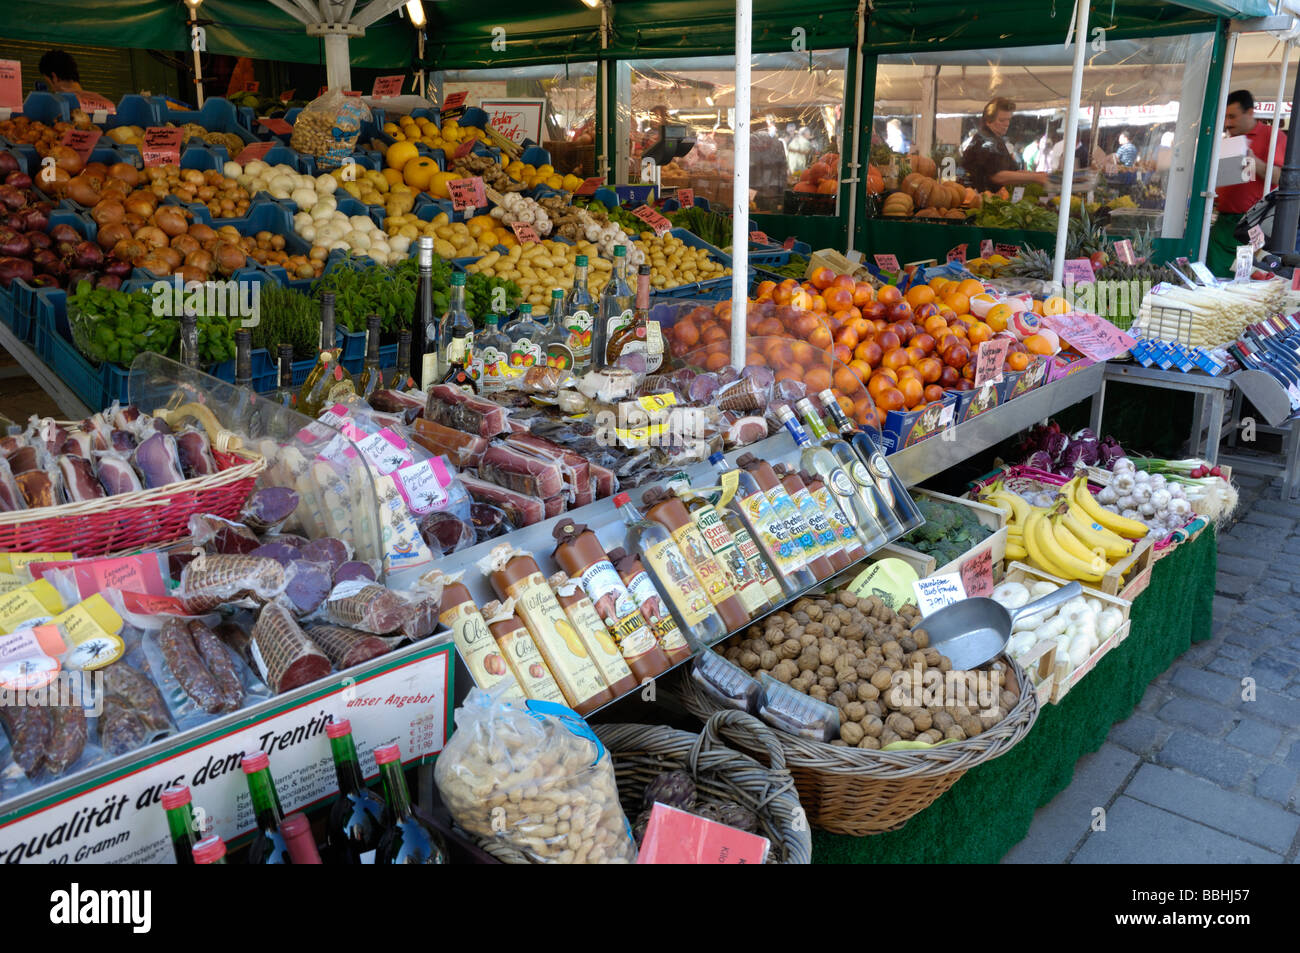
[410,418,488,468]
[110,430,136,453]
[134,432,185,488]
[45,682,88,776]
[177,555,288,614]
[478,444,564,500]
[249,542,301,566]
[191,620,245,712]
[301,537,352,575]
[16,469,55,508]
[95,450,143,496]
[239,486,299,534]
[250,601,332,693]
[418,510,476,555]
[79,413,112,452]
[58,454,104,503]
[324,580,412,635]
[281,560,333,617]
[176,429,219,478]
[542,494,566,519]
[188,513,261,556]
[157,616,226,714]
[60,430,93,459]
[481,599,564,703]
[306,624,390,669]
[0,434,26,456]
[424,384,508,437]
[588,461,617,499]
[479,543,612,715]
[504,432,592,506]
[470,502,514,543]
[0,456,25,512]
[460,473,545,526]
[98,695,150,757]
[6,444,38,474]
[0,703,51,777]
[102,662,172,734]
[334,561,377,584]
[727,415,769,446]
[367,388,426,419]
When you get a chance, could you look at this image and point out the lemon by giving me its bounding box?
[385,141,420,172]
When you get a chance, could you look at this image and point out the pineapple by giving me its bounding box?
[1004,244,1053,279]
[1065,205,1107,259]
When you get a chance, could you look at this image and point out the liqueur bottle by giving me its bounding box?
[272,344,296,407]
[325,718,389,864]
[374,744,448,865]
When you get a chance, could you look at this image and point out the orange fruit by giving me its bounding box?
[876,387,906,412]
[904,285,935,309]
[847,359,872,381]
[900,377,924,408]
[867,375,894,400]
[1030,298,1044,316]
[853,282,875,307]
[923,315,949,337]
[905,345,926,365]
[833,344,853,365]
[1041,296,1070,316]
[985,303,1013,332]
[824,287,854,312]
[877,284,902,306]
[754,280,776,300]
[929,276,951,293]
[834,326,859,350]
[924,384,945,403]
[804,366,832,392]
[882,347,910,371]
[809,326,833,350]
[871,367,899,386]
[791,341,817,365]
[1024,333,1054,355]
[810,267,835,290]
[402,157,440,190]
[834,366,861,393]
[942,292,970,315]
[1007,351,1030,371]
[896,365,922,384]
[912,332,936,354]
[810,294,827,312]
[705,352,728,370]
[831,274,856,293]
[854,339,883,366]
[957,278,985,298]
[968,321,993,345]
[917,357,943,383]
[837,394,857,419]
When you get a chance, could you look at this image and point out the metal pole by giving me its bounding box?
[1198,30,1238,262]
[730,0,751,371]
[845,0,867,253]
[1263,41,1291,195]
[1052,0,1091,289]
[1268,52,1300,254]
[600,2,610,181]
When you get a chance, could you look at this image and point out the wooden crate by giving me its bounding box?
[1103,535,1154,601]
[1002,562,1134,704]
[891,489,1009,592]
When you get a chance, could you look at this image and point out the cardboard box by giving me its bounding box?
[880,391,959,453]
[1045,350,1096,383]
[1215,134,1252,189]
[951,379,1004,424]
[1002,355,1049,400]
[889,488,1009,589]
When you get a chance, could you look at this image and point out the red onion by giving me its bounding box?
[0,257,34,287]
[31,274,57,289]
[25,230,52,251]
[0,230,31,258]
[49,223,80,244]
[32,249,63,276]
[69,241,103,270]
[0,153,18,176]
[103,257,132,278]
[94,274,122,291]
[66,269,96,290]
[18,207,48,232]
[5,171,32,190]
[0,185,26,211]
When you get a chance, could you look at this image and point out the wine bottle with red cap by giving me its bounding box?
[281,813,323,864]
[192,834,227,865]
[161,784,199,865]
[374,743,447,864]
[325,718,389,864]
[242,750,291,864]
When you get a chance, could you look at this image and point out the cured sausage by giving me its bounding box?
[306,625,390,669]
[159,617,225,714]
[46,684,87,776]
[0,703,51,778]
[102,662,171,734]
[251,601,331,693]
[191,621,244,712]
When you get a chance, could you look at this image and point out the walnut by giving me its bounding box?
[959,715,983,737]
[844,701,867,722]
[772,660,798,683]
[857,682,880,702]
[828,690,849,710]
[779,639,801,660]
[800,633,818,648]
[840,722,865,745]
[793,611,810,626]
[857,736,881,750]
[739,650,760,670]
[932,710,955,731]
[764,628,785,646]
[759,650,778,670]
[944,725,967,742]
[797,651,819,673]
[804,603,823,622]
[860,714,883,737]
[819,644,839,666]
[809,685,829,702]
[910,709,933,732]
[818,676,838,692]
[837,591,858,608]
[804,621,825,637]
[900,636,917,653]
[816,664,834,679]
[912,628,930,648]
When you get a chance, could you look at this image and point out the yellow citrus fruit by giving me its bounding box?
[537,163,555,177]
[382,122,400,136]
[545,174,563,190]
[1042,296,1070,316]
[402,157,440,191]
[385,141,419,172]
[427,170,458,199]
[985,303,1014,332]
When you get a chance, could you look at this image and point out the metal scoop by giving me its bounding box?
[919,581,1083,670]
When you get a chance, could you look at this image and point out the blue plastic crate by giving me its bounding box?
[520,145,551,168]
[616,184,655,205]
[1,145,36,176]
[0,281,17,335]
[46,321,108,410]
[34,284,69,343]
[659,196,713,213]
[23,92,70,124]
[8,278,52,343]
[149,97,256,145]
[105,94,163,130]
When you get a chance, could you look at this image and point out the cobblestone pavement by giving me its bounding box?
[1004,473,1300,864]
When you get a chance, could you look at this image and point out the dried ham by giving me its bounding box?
[460,473,545,527]
[504,432,593,506]
[478,444,563,500]
[424,384,508,437]
[58,455,104,503]
[411,417,488,468]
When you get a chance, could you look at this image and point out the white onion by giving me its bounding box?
[316,174,338,194]
[244,160,268,177]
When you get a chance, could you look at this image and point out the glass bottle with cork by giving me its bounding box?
[234,328,252,390]
[325,718,389,864]
[607,264,661,369]
[374,744,448,864]
[242,750,290,864]
[179,313,199,369]
[595,244,633,371]
[544,288,574,371]
[797,396,902,540]
[410,236,440,391]
[355,314,383,402]
[272,343,296,407]
[298,292,353,416]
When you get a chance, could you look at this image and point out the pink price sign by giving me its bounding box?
[59,127,101,166]
[574,176,604,196]
[633,205,671,236]
[783,236,797,250]
[447,176,486,212]
[280,88,296,103]
[74,91,115,116]
[974,338,1010,387]
[372,75,404,98]
[141,126,183,167]
[874,254,901,273]
[441,91,468,113]
[677,188,694,208]
[749,230,771,245]
[1114,239,1136,265]
[1041,312,1137,363]
[453,138,476,159]
[0,60,20,111]
[1248,225,1266,250]
[258,117,293,135]
[946,244,967,264]
[234,140,275,164]
[511,222,541,244]
[1062,258,1096,284]
[960,548,994,598]
[994,243,1019,258]
[980,239,993,258]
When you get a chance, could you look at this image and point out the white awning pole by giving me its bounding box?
[1199,31,1239,262]
[1052,0,1091,289]
[1264,41,1292,194]
[845,0,867,253]
[731,0,751,371]
[600,2,610,180]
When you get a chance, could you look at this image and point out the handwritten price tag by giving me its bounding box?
[980,239,993,258]
[912,573,966,617]
[1248,225,1266,251]
[783,236,796,250]
[141,126,183,167]
[749,230,771,245]
[995,243,1019,258]
[677,188,694,208]
[0,60,20,111]
[442,91,467,113]
[447,176,485,212]
[974,338,1010,386]
[1062,258,1096,285]
[453,138,476,159]
[372,75,404,98]
[257,117,293,135]
[280,88,296,103]
[235,140,275,164]
[960,549,993,598]
[574,176,604,196]
[1114,239,1136,265]
[946,244,967,264]
[874,254,901,273]
[511,222,540,244]
[75,92,115,116]
[633,205,672,236]
[59,127,101,166]
[1040,312,1137,362]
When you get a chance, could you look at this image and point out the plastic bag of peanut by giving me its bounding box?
[290,89,371,168]
[435,686,636,863]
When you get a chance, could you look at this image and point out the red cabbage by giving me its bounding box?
[1025,450,1054,471]
[1041,430,1069,462]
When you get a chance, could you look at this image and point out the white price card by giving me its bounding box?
[912,573,966,616]
[1189,261,1219,286]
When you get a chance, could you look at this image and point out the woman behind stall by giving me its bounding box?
[961,98,1048,193]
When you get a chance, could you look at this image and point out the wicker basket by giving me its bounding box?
[676,657,1040,837]
[474,710,813,864]
[0,430,264,557]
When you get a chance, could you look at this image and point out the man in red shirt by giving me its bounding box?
[1209,90,1287,275]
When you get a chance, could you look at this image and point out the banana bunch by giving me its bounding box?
[981,477,1147,584]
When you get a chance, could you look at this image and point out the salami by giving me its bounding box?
[325,581,414,634]
[0,703,51,778]
[191,621,244,712]
[306,624,390,669]
[478,444,564,499]
[178,554,287,613]
[239,486,299,533]
[46,685,87,776]
[159,617,225,714]
[251,601,332,693]
[98,695,149,757]
[424,384,509,436]
[102,662,172,734]
[410,417,488,468]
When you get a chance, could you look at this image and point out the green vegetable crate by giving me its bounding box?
[877,489,1009,588]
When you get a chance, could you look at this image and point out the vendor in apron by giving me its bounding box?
[1209,90,1286,277]
[961,98,1048,194]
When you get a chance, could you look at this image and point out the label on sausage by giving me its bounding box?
[504,571,609,707]
[738,489,802,577]
[727,519,784,603]
[0,580,63,634]
[812,484,861,550]
[690,504,768,614]
[557,592,635,688]
[440,598,523,697]
[760,486,824,565]
[621,568,690,655]
[642,538,714,628]
[577,560,660,661]
[787,486,842,560]
[667,521,739,608]
[491,623,564,703]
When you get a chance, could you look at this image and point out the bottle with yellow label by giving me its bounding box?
[431,572,523,698]
[482,599,564,704]
[548,572,637,697]
[666,477,772,617]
